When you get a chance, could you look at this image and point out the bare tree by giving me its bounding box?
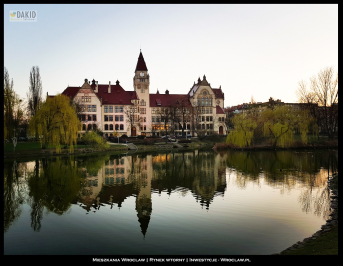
[27,66,43,140]
[27,66,42,117]
[297,67,338,139]
[124,103,141,137]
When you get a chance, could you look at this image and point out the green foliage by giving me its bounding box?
[82,131,109,150]
[227,106,318,148]
[28,94,80,153]
[226,114,257,147]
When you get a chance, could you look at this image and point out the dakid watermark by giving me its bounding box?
[10,10,37,22]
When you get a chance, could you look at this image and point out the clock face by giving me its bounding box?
[140,72,144,77]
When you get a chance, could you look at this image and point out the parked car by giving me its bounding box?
[186,134,192,138]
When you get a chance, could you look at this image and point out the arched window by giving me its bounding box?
[87,124,92,130]
[120,124,124,130]
[110,124,113,130]
[105,124,108,130]
[115,124,119,130]
[82,124,86,131]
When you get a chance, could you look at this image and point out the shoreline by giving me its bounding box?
[272,172,338,255]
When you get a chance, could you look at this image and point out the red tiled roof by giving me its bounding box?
[62,83,138,105]
[216,105,225,114]
[135,51,148,71]
[96,84,138,105]
[212,88,224,99]
[149,93,191,108]
[61,87,80,99]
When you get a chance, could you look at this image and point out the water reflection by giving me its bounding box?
[225,150,337,220]
[4,149,337,238]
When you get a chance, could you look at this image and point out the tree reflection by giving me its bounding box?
[225,149,337,217]
[4,160,27,232]
[27,157,83,231]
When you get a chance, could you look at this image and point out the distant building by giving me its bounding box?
[49,51,226,137]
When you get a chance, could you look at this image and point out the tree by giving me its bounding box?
[297,67,338,139]
[226,106,318,148]
[28,94,80,153]
[27,66,42,117]
[226,113,257,147]
[4,67,25,139]
[124,102,141,136]
[27,66,43,140]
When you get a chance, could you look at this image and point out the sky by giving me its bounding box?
[4,4,338,107]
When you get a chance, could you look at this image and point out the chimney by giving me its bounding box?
[108,81,111,93]
[165,89,169,94]
[95,81,98,93]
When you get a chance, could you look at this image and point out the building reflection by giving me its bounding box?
[77,151,227,236]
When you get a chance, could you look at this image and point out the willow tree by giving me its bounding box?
[262,106,317,147]
[29,94,80,153]
[227,106,317,148]
[226,113,257,147]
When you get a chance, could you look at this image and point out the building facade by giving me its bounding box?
[57,51,226,137]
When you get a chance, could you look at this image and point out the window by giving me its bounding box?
[105,124,108,130]
[115,115,119,121]
[140,100,146,106]
[110,124,113,130]
[140,108,146,114]
[92,124,97,130]
[82,124,86,130]
[115,124,119,130]
[81,114,86,121]
[92,105,96,112]
[88,114,92,121]
[87,105,92,112]
[152,116,155,122]
[144,125,146,130]
[119,106,123,113]
[83,95,91,102]
[104,106,108,113]
[80,105,86,112]
[120,115,124,121]
[120,124,124,130]
[144,117,146,122]
[141,89,145,93]
[109,115,113,121]
[92,115,97,121]
[115,106,118,113]
[104,115,108,121]
[109,106,113,113]
[152,108,156,114]
[87,124,92,130]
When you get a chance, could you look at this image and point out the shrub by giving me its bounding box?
[82,131,109,150]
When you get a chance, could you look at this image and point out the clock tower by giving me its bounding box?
[133,50,151,134]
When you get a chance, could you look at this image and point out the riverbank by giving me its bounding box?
[213,139,338,151]
[3,138,215,160]
[272,172,338,255]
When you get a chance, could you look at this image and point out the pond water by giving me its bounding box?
[4,149,338,255]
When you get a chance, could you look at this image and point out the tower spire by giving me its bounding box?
[135,50,148,72]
